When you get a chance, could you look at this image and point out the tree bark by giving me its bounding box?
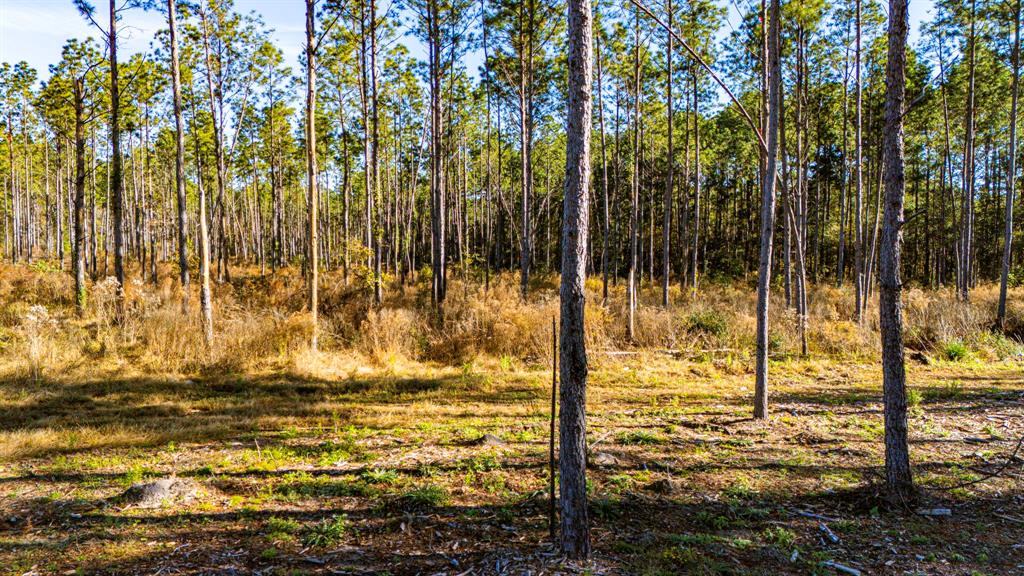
[661,0,673,307]
[168,0,190,313]
[854,0,865,322]
[73,77,87,314]
[559,0,592,556]
[999,0,1022,328]
[754,0,781,420]
[109,0,126,313]
[879,0,914,502]
[306,0,319,351]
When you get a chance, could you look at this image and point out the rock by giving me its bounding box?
[120,478,199,509]
[471,433,506,447]
[910,351,931,365]
[589,452,619,467]
[645,478,683,495]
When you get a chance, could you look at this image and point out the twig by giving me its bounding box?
[821,560,862,576]
[994,513,1024,524]
[796,510,838,522]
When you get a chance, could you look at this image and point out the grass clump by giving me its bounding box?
[399,484,449,509]
[265,516,301,543]
[618,430,666,445]
[923,380,964,402]
[303,514,350,548]
[761,526,797,550]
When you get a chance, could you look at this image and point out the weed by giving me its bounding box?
[942,340,969,361]
[303,515,350,548]
[761,526,797,550]
[618,430,665,445]
[399,484,449,508]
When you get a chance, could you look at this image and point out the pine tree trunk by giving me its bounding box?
[999,0,1021,328]
[306,0,319,351]
[626,7,641,342]
[854,0,865,322]
[661,0,673,307]
[754,0,781,420]
[167,0,190,311]
[73,77,87,314]
[109,0,126,312]
[559,0,592,556]
[879,0,914,502]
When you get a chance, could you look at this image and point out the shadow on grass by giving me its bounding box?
[0,369,547,459]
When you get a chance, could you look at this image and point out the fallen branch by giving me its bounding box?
[821,560,862,576]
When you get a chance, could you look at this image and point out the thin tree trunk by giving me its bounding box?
[306,0,319,351]
[661,0,673,307]
[627,6,641,341]
[168,0,189,312]
[854,0,865,321]
[109,0,126,313]
[999,0,1022,328]
[754,0,781,420]
[73,77,87,314]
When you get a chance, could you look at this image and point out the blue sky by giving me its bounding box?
[2,0,935,87]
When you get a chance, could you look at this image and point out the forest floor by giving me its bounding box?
[1,352,1022,576]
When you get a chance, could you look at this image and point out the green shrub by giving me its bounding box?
[686,310,728,338]
[942,340,969,361]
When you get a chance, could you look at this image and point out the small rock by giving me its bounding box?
[645,478,683,495]
[471,434,506,447]
[590,452,619,467]
[120,478,199,509]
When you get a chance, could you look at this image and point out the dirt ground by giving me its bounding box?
[1,354,1022,575]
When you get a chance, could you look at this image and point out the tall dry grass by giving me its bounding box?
[0,261,1020,381]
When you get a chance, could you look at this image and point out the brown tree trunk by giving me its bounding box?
[999,0,1022,327]
[73,77,87,314]
[754,0,781,420]
[559,0,592,557]
[879,0,914,502]
[168,0,189,312]
[306,0,319,351]
[661,0,673,307]
[109,0,126,312]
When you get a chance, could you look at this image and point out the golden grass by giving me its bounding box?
[0,261,1021,385]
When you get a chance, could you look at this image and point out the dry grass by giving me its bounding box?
[0,263,1021,384]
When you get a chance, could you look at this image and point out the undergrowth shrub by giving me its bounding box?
[359,308,420,363]
[1,263,1021,377]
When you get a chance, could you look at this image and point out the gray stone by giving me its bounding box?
[589,452,619,467]
[471,433,506,447]
[120,478,199,509]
